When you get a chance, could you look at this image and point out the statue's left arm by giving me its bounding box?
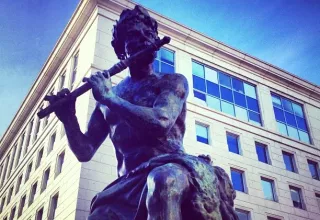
[84,72,189,137]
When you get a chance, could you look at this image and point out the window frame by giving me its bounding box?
[261,177,277,201]
[230,168,247,193]
[48,192,59,220]
[271,93,311,144]
[55,151,65,177]
[235,208,251,220]
[255,142,270,164]
[282,151,297,173]
[227,132,241,155]
[195,122,210,145]
[289,185,305,210]
[307,159,320,180]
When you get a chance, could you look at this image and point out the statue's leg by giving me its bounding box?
[146,163,190,220]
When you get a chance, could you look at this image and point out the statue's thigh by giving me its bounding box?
[147,163,190,198]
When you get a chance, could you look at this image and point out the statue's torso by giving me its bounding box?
[100,73,186,176]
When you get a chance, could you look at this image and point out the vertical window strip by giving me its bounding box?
[271,93,310,143]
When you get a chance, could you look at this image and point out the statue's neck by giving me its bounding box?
[129,63,153,80]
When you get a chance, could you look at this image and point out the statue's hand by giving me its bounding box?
[44,88,76,123]
[83,71,114,103]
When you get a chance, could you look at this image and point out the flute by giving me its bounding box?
[37,36,171,119]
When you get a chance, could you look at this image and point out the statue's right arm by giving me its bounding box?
[63,104,110,162]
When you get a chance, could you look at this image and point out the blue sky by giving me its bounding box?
[0,0,320,138]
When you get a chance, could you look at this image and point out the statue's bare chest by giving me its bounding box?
[116,76,160,107]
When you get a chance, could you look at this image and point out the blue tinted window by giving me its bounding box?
[192,61,204,78]
[274,107,285,122]
[231,169,244,192]
[221,101,235,116]
[153,48,174,73]
[285,112,296,127]
[283,99,293,112]
[161,49,174,65]
[235,209,250,220]
[261,178,275,201]
[234,92,246,108]
[193,75,206,92]
[192,61,260,126]
[219,73,231,88]
[161,62,174,73]
[290,186,303,209]
[227,133,239,154]
[296,117,307,131]
[271,94,310,143]
[194,91,206,101]
[196,124,209,144]
[207,96,221,111]
[249,111,261,126]
[232,78,244,94]
[282,152,296,172]
[256,143,268,164]
[307,160,319,180]
[207,81,220,97]
[220,87,233,102]
[247,96,259,112]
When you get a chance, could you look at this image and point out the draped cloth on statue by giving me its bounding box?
[88,154,238,220]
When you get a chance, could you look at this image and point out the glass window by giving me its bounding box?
[56,151,65,176]
[219,72,231,88]
[261,178,276,201]
[153,48,175,73]
[0,197,5,213]
[231,169,245,192]
[227,133,240,154]
[235,106,248,121]
[235,209,250,220]
[36,148,44,169]
[9,206,16,220]
[256,143,269,164]
[221,101,235,116]
[307,160,319,180]
[207,96,220,111]
[48,132,56,154]
[282,152,296,172]
[48,193,59,220]
[196,124,209,144]
[25,162,33,183]
[244,83,256,99]
[205,67,218,83]
[41,168,50,192]
[18,195,26,217]
[71,53,78,89]
[15,175,22,194]
[289,186,304,209]
[29,182,37,205]
[271,94,310,143]
[7,186,13,205]
[36,207,44,220]
[232,78,244,94]
[192,61,261,126]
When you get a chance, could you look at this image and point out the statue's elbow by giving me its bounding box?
[76,153,93,162]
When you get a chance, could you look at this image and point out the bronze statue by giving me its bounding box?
[45,5,238,220]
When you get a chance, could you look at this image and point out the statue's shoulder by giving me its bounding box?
[157,72,188,85]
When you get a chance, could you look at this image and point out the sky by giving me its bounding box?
[0,0,320,138]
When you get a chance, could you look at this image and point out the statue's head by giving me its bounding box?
[111,5,160,64]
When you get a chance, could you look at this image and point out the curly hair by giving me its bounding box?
[111,5,159,60]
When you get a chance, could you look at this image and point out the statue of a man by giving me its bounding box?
[48,5,238,220]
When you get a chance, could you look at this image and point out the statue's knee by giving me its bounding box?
[147,163,189,199]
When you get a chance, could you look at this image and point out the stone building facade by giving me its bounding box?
[0,0,319,219]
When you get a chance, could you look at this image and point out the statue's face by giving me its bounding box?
[124,21,158,65]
